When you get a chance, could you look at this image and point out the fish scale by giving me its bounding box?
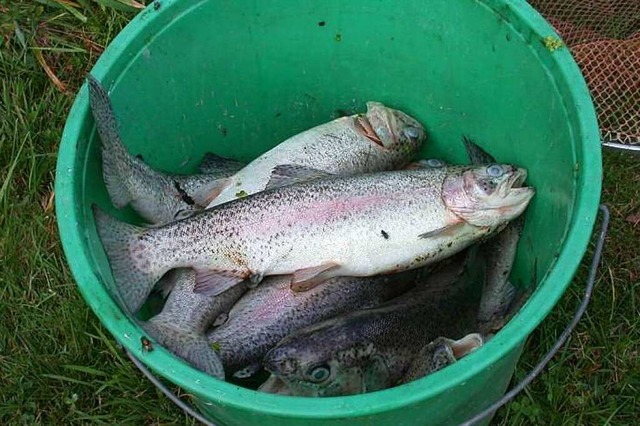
[134,171,455,276]
[139,268,247,379]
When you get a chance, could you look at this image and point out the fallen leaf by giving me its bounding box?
[625,210,640,225]
[33,49,68,93]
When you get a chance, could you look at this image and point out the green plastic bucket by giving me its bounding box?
[55,0,602,424]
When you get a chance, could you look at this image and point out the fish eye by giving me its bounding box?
[308,364,331,383]
[403,126,420,140]
[486,164,504,177]
[425,158,445,168]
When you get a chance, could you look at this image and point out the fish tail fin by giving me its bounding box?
[87,75,177,224]
[141,319,225,379]
[92,205,165,313]
[87,75,138,209]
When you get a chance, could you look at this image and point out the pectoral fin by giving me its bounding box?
[362,354,390,393]
[418,222,464,239]
[193,269,245,296]
[290,262,341,292]
[401,339,457,384]
[258,375,293,395]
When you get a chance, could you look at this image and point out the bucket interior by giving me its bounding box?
[56,0,601,423]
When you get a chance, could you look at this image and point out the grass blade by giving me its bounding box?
[0,137,26,206]
[62,365,108,376]
[92,0,145,13]
[41,374,92,386]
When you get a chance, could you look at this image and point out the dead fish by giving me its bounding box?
[462,136,526,333]
[261,251,482,397]
[400,333,484,384]
[259,319,483,396]
[93,163,534,313]
[202,101,426,207]
[207,271,418,378]
[86,75,245,224]
[138,269,246,379]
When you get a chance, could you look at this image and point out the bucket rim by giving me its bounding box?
[55,0,602,418]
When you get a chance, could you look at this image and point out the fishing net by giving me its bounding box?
[529,0,640,145]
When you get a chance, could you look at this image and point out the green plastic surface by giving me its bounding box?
[55,0,601,425]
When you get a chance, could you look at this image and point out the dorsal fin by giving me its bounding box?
[266,164,335,190]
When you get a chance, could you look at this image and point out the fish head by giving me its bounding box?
[443,164,535,228]
[359,102,426,153]
[263,323,389,396]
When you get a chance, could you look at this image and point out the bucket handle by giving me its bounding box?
[125,204,610,426]
[459,204,610,425]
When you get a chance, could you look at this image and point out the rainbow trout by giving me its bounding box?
[207,271,418,378]
[261,251,483,396]
[259,331,483,396]
[94,164,534,313]
[202,102,426,207]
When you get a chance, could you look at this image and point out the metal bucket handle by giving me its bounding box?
[125,204,610,426]
[459,204,610,425]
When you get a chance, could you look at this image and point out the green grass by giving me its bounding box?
[0,2,195,424]
[494,150,640,425]
[0,1,638,425]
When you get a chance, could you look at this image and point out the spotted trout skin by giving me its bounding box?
[207,271,417,377]
[262,252,483,396]
[139,269,246,379]
[94,164,533,313]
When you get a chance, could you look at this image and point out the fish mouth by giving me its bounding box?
[258,375,292,395]
[497,167,533,201]
[354,115,384,147]
[449,333,484,359]
[507,168,528,189]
